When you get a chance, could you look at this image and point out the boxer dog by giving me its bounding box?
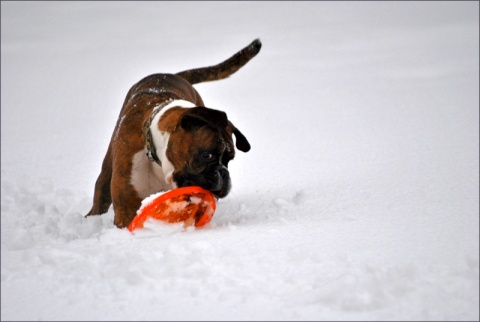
[85,39,261,228]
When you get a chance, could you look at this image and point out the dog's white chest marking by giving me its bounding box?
[130,150,169,200]
[130,99,196,198]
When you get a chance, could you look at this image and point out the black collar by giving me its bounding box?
[143,99,174,165]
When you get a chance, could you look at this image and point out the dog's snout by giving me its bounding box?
[218,167,229,180]
[211,167,228,191]
[173,166,231,199]
[207,166,230,198]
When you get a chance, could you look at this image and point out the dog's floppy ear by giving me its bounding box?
[180,107,228,131]
[228,121,251,152]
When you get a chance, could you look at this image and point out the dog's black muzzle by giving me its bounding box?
[174,165,231,198]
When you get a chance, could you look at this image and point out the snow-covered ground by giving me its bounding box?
[1,2,478,320]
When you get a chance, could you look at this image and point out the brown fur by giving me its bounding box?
[86,39,261,228]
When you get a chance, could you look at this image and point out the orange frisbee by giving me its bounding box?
[128,186,216,232]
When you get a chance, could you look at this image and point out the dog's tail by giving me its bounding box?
[176,39,262,85]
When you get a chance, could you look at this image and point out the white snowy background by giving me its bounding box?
[1,1,479,321]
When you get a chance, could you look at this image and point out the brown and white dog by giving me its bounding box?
[85,39,261,228]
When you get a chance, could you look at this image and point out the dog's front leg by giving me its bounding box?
[110,163,143,229]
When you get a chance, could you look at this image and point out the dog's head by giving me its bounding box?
[163,106,250,198]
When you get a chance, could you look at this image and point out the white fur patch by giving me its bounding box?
[149,99,196,184]
[130,150,169,199]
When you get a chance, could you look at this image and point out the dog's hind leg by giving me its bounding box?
[86,143,113,216]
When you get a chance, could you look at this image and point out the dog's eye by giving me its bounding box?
[200,152,215,162]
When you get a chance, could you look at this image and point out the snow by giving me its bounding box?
[1,1,478,321]
[138,191,171,212]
